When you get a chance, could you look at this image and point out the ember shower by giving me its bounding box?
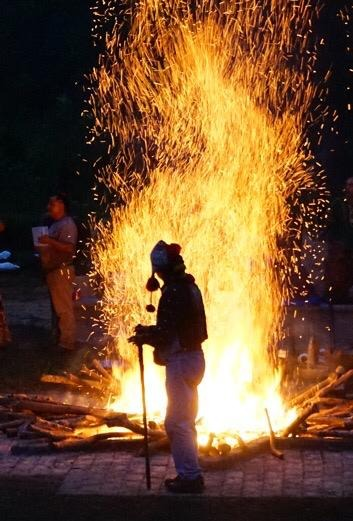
[88,1,327,439]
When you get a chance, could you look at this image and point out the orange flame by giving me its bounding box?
[88,1,327,443]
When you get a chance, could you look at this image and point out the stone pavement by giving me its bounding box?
[1,434,353,498]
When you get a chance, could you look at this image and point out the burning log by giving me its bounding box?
[282,405,317,437]
[218,443,232,456]
[233,433,247,451]
[200,437,270,469]
[57,415,104,429]
[80,366,102,381]
[53,431,134,450]
[105,415,165,439]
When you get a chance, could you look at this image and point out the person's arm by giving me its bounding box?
[38,235,74,254]
[39,219,77,253]
[131,284,183,347]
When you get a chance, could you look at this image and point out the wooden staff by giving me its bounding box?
[129,339,151,490]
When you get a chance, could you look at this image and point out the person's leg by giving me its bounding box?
[46,267,76,349]
[165,351,205,482]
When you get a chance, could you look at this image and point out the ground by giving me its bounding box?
[1,268,353,520]
[0,267,96,393]
[1,444,353,520]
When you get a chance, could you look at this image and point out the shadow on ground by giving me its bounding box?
[0,479,352,521]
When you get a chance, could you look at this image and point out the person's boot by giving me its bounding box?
[164,475,182,488]
[165,475,205,493]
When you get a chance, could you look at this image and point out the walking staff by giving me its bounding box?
[128,337,151,490]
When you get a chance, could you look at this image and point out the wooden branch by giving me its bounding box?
[92,359,112,380]
[105,415,165,439]
[310,369,353,403]
[53,431,134,450]
[288,371,338,409]
[10,396,119,419]
[80,365,102,381]
[265,408,284,459]
[282,405,317,437]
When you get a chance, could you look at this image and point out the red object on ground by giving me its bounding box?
[0,295,11,346]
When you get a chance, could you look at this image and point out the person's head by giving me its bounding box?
[47,193,70,221]
[0,219,5,234]
[346,177,353,199]
[145,240,186,311]
[150,240,185,279]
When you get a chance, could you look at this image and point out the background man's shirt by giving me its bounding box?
[41,216,78,272]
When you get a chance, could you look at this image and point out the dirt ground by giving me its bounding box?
[0,267,94,393]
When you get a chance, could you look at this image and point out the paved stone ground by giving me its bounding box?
[1,434,353,498]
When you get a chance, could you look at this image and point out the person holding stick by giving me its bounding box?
[129,240,207,493]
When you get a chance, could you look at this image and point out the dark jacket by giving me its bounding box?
[142,273,208,361]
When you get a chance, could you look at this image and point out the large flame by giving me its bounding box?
[88,1,327,442]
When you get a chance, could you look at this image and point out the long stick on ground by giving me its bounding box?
[137,342,151,490]
[265,408,284,459]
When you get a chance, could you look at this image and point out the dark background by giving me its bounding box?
[0,0,96,249]
[0,1,352,250]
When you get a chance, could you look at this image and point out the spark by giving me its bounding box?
[87,1,329,440]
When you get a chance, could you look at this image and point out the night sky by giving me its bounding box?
[0,1,352,231]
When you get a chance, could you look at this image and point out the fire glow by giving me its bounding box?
[88,1,328,445]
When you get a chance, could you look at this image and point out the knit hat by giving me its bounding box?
[145,240,185,312]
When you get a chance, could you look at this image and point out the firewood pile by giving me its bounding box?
[282,366,353,440]
[2,361,353,460]
[0,393,165,455]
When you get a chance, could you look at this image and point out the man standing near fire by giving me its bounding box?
[129,240,207,493]
[39,194,78,351]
